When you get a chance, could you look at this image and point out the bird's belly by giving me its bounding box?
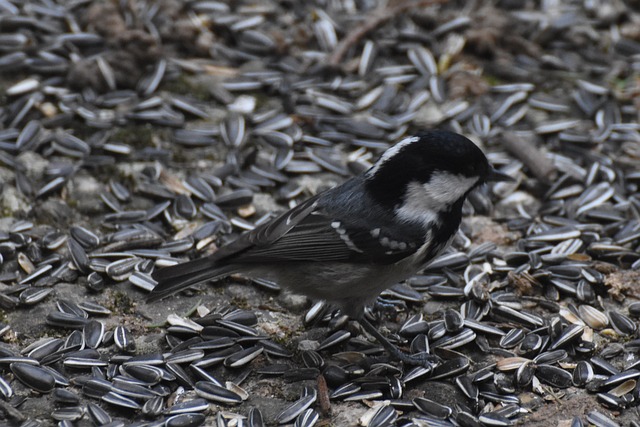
[244,261,418,314]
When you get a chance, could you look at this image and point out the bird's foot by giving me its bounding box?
[386,347,439,368]
[357,317,439,368]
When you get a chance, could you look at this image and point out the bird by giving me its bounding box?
[148,129,512,365]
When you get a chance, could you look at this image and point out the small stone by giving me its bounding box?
[278,291,309,312]
[237,204,256,218]
[298,340,320,351]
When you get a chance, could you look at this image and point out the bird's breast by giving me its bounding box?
[416,230,456,267]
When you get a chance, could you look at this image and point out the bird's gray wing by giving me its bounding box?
[148,195,323,300]
[148,193,424,302]
[209,194,323,261]
[232,206,423,265]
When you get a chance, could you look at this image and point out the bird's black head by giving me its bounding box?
[365,130,501,208]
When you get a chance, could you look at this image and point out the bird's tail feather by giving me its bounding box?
[147,257,236,302]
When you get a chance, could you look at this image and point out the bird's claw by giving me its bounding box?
[389,349,439,368]
[357,317,440,368]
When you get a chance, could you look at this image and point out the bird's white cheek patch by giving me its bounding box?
[395,182,440,226]
[395,173,478,227]
[423,172,478,205]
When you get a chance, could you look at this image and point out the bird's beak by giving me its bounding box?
[486,167,515,182]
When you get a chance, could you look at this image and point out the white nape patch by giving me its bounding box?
[395,172,478,227]
[366,136,420,177]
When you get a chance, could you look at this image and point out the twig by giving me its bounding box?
[316,374,332,416]
[501,131,557,184]
[328,0,447,67]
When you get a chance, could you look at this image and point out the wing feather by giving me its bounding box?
[234,206,422,264]
[209,195,321,262]
[148,184,428,303]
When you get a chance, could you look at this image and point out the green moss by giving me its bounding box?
[15,326,67,345]
[483,74,503,86]
[162,75,214,102]
[230,296,249,310]
[65,198,78,208]
[38,328,67,339]
[66,121,106,141]
[251,91,272,109]
[111,125,155,148]
[107,290,136,315]
[169,146,194,164]
[270,322,303,355]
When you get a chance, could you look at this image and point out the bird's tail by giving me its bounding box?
[147,257,236,302]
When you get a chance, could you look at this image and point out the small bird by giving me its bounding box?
[148,130,511,365]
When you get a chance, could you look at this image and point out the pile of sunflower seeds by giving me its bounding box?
[0,0,639,425]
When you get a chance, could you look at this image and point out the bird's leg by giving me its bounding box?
[373,298,407,317]
[357,316,439,367]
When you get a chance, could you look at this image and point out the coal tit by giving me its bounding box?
[148,130,511,364]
